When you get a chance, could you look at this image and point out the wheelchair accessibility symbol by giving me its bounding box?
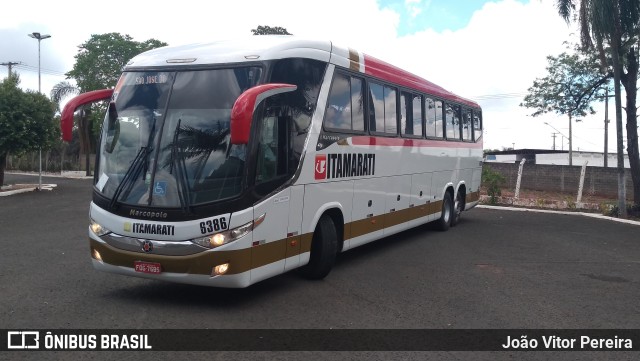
[153,181,167,196]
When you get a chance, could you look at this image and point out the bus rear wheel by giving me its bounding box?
[451,191,463,227]
[299,215,338,280]
[435,192,453,231]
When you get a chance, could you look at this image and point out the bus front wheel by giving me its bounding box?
[299,215,338,280]
[435,192,453,231]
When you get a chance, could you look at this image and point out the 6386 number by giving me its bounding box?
[199,217,228,234]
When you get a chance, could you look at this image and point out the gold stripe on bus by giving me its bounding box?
[383,207,416,228]
[285,235,302,259]
[467,191,480,203]
[343,223,352,242]
[348,48,360,72]
[300,233,313,253]
[91,198,449,276]
[349,214,385,238]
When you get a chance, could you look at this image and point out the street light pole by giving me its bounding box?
[28,32,51,191]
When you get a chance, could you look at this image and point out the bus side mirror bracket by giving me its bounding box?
[60,89,114,142]
[230,83,297,145]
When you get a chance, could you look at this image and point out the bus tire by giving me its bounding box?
[435,192,453,231]
[451,191,463,227]
[299,215,338,280]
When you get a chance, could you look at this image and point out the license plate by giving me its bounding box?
[134,261,162,274]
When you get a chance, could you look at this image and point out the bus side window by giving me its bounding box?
[435,100,444,138]
[324,73,351,130]
[426,98,444,139]
[351,77,365,131]
[368,81,397,135]
[323,73,365,132]
[384,86,397,134]
[369,82,384,133]
[255,106,290,187]
[445,103,460,141]
[473,111,483,141]
[462,108,473,141]
[255,116,279,183]
[401,92,422,137]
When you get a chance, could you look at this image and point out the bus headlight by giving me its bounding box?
[90,219,111,236]
[190,214,265,249]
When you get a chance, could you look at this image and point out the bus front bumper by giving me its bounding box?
[89,237,252,288]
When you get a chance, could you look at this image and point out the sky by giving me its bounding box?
[0,0,624,153]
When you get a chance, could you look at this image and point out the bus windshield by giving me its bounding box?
[96,67,262,209]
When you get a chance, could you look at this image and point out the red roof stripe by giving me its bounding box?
[363,54,479,109]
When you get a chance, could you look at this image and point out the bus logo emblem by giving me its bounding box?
[315,155,327,180]
[142,240,154,253]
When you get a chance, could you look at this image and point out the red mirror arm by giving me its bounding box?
[230,84,297,144]
[60,89,114,142]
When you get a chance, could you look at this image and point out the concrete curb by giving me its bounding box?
[0,184,57,196]
[477,204,640,226]
[6,171,93,179]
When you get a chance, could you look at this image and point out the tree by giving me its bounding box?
[556,0,640,213]
[0,75,57,186]
[66,33,167,91]
[520,50,609,165]
[51,33,167,175]
[251,26,292,35]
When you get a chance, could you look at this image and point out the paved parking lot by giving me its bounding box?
[1,173,639,359]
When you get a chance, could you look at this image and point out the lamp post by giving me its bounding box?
[28,32,51,191]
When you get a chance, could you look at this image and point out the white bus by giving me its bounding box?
[61,37,483,288]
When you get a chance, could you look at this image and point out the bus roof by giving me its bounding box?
[126,36,480,109]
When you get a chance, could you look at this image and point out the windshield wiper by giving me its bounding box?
[109,146,150,210]
[110,112,158,210]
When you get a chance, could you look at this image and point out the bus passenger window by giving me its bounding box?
[445,103,460,140]
[351,77,365,131]
[435,100,444,138]
[369,81,397,135]
[426,98,444,138]
[369,82,384,133]
[473,111,483,141]
[324,73,365,132]
[401,92,422,137]
[384,86,397,134]
[324,74,351,130]
[462,109,473,141]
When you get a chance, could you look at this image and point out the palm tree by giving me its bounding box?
[50,80,94,175]
[556,0,640,214]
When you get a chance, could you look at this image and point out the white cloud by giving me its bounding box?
[0,0,615,152]
[405,0,424,18]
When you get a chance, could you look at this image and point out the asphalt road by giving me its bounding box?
[1,173,639,360]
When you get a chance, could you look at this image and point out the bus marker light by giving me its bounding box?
[290,240,297,247]
[253,213,266,228]
[213,263,229,276]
